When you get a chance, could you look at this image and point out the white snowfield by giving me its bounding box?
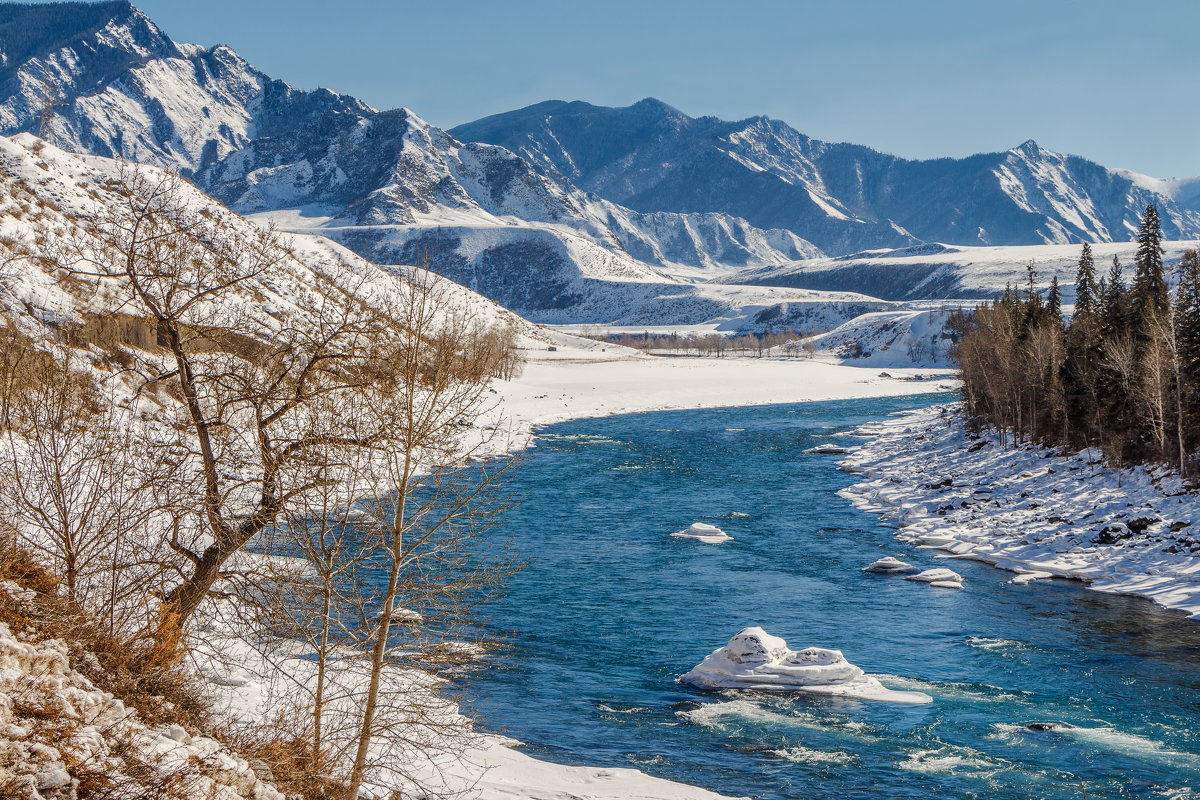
[490,349,954,439]
[737,239,1200,302]
[841,404,1200,619]
[681,627,932,704]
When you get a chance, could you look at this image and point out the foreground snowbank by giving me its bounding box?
[681,627,932,704]
[841,404,1200,619]
[195,629,733,800]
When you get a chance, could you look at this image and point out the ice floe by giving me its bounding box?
[681,627,932,704]
[905,568,964,589]
[863,556,919,574]
[1010,570,1054,585]
[672,522,733,543]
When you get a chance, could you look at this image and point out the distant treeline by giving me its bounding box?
[953,204,1200,474]
[583,329,814,357]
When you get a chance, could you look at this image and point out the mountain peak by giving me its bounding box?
[631,97,680,113]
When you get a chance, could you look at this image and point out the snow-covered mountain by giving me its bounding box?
[452,99,1200,255]
[3,2,1196,327]
[0,132,578,353]
[0,0,816,319]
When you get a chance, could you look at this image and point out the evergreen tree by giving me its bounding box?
[1176,250,1200,404]
[1018,265,1046,336]
[1100,255,1128,339]
[1132,204,1169,323]
[1074,242,1098,316]
[1047,274,1062,320]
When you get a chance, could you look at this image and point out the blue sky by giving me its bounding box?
[58,1,1200,176]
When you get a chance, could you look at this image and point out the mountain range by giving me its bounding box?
[1,1,1197,325]
[453,99,1200,253]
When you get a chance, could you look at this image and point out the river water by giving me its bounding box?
[462,394,1200,799]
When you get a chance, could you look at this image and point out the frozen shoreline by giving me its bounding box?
[840,403,1200,621]
[492,347,954,439]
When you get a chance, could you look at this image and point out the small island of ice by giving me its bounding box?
[681,627,932,704]
[672,522,733,544]
[905,567,964,589]
[863,556,919,574]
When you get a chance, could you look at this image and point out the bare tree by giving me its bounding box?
[342,265,520,798]
[1,347,169,633]
[32,166,521,640]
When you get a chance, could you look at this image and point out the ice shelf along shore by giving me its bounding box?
[840,403,1200,619]
[681,627,932,704]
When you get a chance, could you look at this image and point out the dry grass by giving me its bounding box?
[0,536,210,729]
[0,536,349,797]
[216,724,348,799]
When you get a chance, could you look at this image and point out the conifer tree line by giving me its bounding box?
[953,205,1200,474]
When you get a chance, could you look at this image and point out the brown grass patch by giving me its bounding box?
[0,536,210,729]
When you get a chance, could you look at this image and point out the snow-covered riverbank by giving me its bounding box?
[492,346,955,437]
[841,404,1200,620]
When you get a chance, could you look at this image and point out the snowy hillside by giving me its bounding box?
[452,99,1200,255]
[0,133,585,358]
[734,240,1200,301]
[801,306,964,367]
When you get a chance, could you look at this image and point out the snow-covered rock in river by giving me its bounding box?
[681,627,932,704]
[672,522,733,544]
[863,556,919,574]
[806,443,852,454]
[905,568,964,589]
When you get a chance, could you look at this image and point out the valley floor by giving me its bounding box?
[841,404,1200,620]
[492,345,954,436]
